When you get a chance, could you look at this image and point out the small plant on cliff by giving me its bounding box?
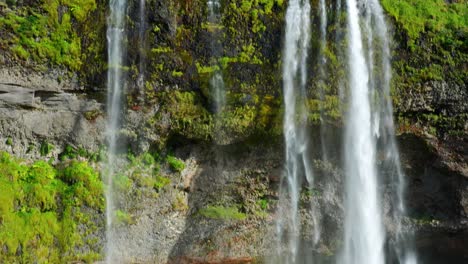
[141,152,155,166]
[199,205,247,220]
[40,141,54,156]
[83,110,101,122]
[115,210,133,225]
[154,175,171,192]
[166,155,185,172]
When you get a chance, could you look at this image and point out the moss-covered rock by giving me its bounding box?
[0,152,104,263]
[381,0,467,136]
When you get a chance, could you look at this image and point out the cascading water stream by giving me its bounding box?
[366,0,417,262]
[137,0,147,89]
[277,0,316,262]
[105,0,126,262]
[208,0,225,114]
[341,0,385,263]
[340,0,417,263]
[318,0,329,162]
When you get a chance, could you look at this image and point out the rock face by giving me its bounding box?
[0,67,105,159]
[397,134,468,263]
[85,132,467,263]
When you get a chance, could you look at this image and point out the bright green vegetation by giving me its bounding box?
[115,209,133,225]
[154,91,213,141]
[166,155,185,172]
[40,141,54,156]
[381,0,467,81]
[140,0,287,144]
[199,205,247,220]
[381,0,466,44]
[151,90,282,144]
[0,0,97,70]
[83,109,102,121]
[257,198,269,211]
[382,0,467,135]
[59,144,92,161]
[117,152,172,198]
[0,152,103,262]
[154,175,171,191]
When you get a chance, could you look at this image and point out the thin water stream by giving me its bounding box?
[137,0,147,89]
[105,0,126,262]
[277,0,315,263]
[208,0,225,114]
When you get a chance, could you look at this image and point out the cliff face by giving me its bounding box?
[0,0,466,263]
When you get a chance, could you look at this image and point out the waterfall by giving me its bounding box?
[340,0,416,263]
[318,0,329,162]
[105,0,126,262]
[341,0,385,263]
[137,0,147,89]
[366,0,417,263]
[208,0,225,113]
[277,0,316,262]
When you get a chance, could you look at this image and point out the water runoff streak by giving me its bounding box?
[105,0,126,262]
[277,0,316,262]
[208,0,225,114]
[318,0,329,163]
[137,0,147,89]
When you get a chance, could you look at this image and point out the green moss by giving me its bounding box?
[40,141,54,156]
[133,169,156,188]
[0,152,103,262]
[381,0,467,132]
[59,144,85,161]
[171,70,183,77]
[151,46,172,54]
[83,110,101,121]
[64,145,77,158]
[166,155,185,173]
[199,205,247,220]
[0,0,97,70]
[115,209,133,225]
[308,95,342,124]
[58,160,104,209]
[157,91,214,140]
[154,175,171,192]
[196,63,220,75]
[172,191,188,211]
[141,152,155,166]
[114,173,132,192]
[381,0,466,45]
[257,198,269,210]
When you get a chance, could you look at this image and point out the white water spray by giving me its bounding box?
[277,0,316,262]
[105,0,126,262]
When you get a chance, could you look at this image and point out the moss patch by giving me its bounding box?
[199,205,247,221]
[0,152,103,263]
